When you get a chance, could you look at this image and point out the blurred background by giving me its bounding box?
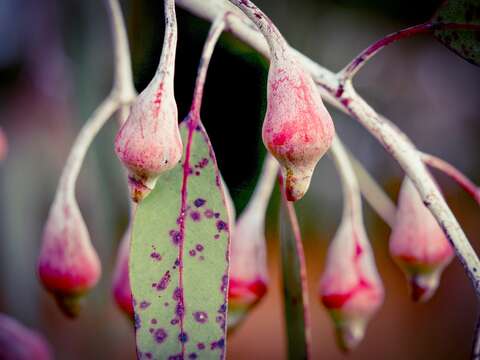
[0,0,479,359]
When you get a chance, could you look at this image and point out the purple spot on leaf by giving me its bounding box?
[156,271,171,291]
[194,198,206,207]
[193,311,208,324]
[150,252,162,261]
[153,328,168,344]
[204,209,214,218]
[190,211,201,222]
[196,244,204,252]
[197,343,205,350]
[178,332,188,343]
[189,249,196,256]
[170,230,183,245]
[140,300,151,309]
[151,319,157,325]
[216,220,228,232]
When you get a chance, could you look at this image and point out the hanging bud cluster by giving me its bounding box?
[389,177,454,302]
[0,314,52,360]
[115,0,182,202]
[228,155,278,330]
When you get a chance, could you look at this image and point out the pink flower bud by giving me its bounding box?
[228,209,268,330]
[0,127,7,162]
[114,1,181,203]
[228,156,277,330]
[114,81,182,202]
[0,313,52,360]
[389,177,454,302]
[319,217,384,351]
[37,192,101,317]
[112,226,133,319]
[263,55,335,201]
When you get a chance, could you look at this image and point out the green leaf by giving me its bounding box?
[279,197,311,360]
[130,117,230,359]
[432,0,480,66]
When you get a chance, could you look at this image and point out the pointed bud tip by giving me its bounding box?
[54,293,84,318]
[128,174,155,203]
[409,273,440,302]
[336,319,366,352]
[284,166,314,201]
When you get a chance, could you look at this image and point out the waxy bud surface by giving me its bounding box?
[389,177,454,302]
[263,55,335,201]
[319,217,384,351]
[38,192,101,317]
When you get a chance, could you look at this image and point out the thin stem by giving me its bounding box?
[473,315,480,359]
[245,154,279,216]
[227,0,287,60]
[279,175,312,359]
[190,15,226,118]
[339,22,480,81]
[421,152,480,206]
[329,137,362,223]
[157,0,178,82]
[57,95,119,196]
[105,0,136,102]
[346,148,396,227]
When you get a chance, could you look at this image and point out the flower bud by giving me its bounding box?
[263,55,335,201]
[389,177,454,302]
[228,156,277,331]
[114,1,181,203]
[0,127,7,162]
[37,192,101,317]
[0,313,52,360]
[319,217,384,351]
[112,226,133,319]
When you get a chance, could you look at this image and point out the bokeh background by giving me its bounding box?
[1,0,480,359]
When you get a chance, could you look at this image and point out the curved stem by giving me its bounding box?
[227,0,287,60]
[245,154,279,215]
[57,95,119,196]
[339,22,480,81]
[157,0,178,82]
[421,152,480,206]
[329,137,363,223]
[105,0,136,102]
[345,148,396,227]
[190,15,226,118]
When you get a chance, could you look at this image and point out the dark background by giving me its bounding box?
[0,0,479,358]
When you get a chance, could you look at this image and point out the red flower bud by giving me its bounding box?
[0,127,7,162]
[389,177,454,302]
[0,313,52,360]
[112,226,133,319]
[114,1,181,203]
[228,156,277,330]
[263,55,335,201]
[37,192,101,317]
[319,217,384,351]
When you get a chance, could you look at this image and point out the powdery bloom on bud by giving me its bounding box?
[112,226,133,319]
[319,217,384,351]
[37,192,101,317]
[114,0,181,203]
[0,314,52,360]
[263,55,335,202]
[0,127,7,162]
[228,156,277,330]
[389,177,454,302]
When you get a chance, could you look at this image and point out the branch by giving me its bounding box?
[338,22,480,81]
[421,152,480,206]
[175,0,480,299]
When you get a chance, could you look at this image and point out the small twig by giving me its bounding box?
[157,0,178,80]
[421,152,480,206]
[340,140,397,227]
[190,15,226,118]
[339,22,480,81]
[105,0,136,102]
